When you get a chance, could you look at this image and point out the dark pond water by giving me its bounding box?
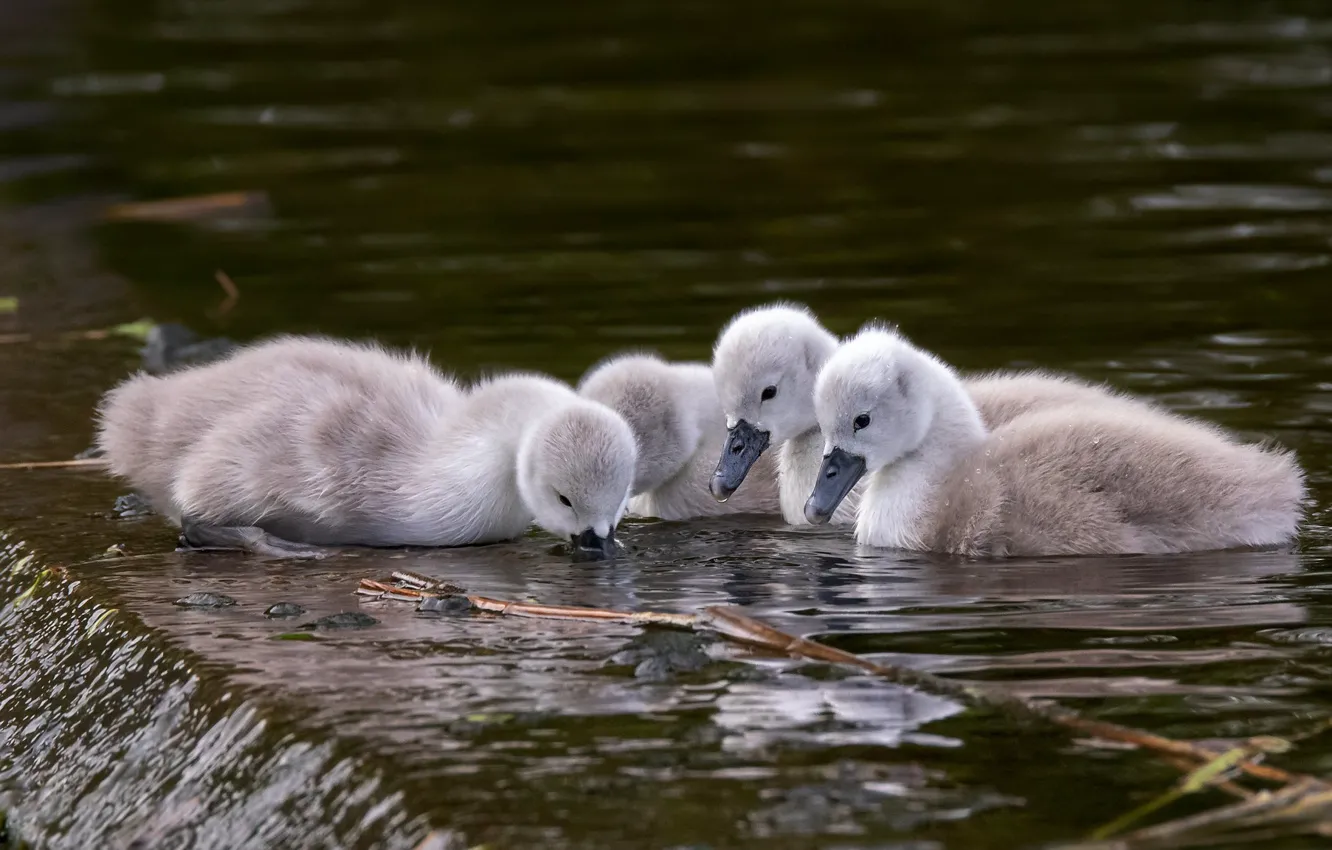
[3,0,1332,847]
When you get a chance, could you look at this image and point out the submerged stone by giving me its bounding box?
[113,493,153,519]
[174,592,236,608]
[141,322,238,374]
[305,611,378,631]
[609,629,717,681]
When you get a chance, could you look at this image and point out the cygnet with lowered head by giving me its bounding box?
[578,352,780,520]
[806,326,1307,557]
[96,336,637,560]
[710,303,860,525]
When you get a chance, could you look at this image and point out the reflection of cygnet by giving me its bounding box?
[579,352,779,520]
[97,336,636,559]
[712,676,963,752]
[807,326,1307,556]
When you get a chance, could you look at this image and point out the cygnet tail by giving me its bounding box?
[1227,442,1308,548]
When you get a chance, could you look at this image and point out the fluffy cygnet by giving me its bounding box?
[710,303,861,525]
[96,336,637,559]
[806,326,1307,557]
[709,302,1163,527]
[578,352,780,520]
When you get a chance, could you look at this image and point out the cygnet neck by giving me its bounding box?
[674,364,723,438]
[778,425,828,524]
[859,349,987,548]
[788,327,840,439]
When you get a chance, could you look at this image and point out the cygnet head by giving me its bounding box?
[578,353,700,495]
[517,400,637,560]
[709,302,838,501]
[805,327,941,524]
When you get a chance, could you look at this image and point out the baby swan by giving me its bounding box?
[806,327,1307,557]
[710,303,862,525]
[96,336,637,560]
[710,302,1165,527]
[578,352,780,520]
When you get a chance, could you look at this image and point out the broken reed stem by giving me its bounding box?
[1161,755,1253,800]
[1073,778,1332,849]
[468,595,700,629]
[357,579,699,629]
[214,270,239,315]
[1056,717,1302,786]
[0,458,108,470]
[215,270,239,301]
[357,573,1322,797]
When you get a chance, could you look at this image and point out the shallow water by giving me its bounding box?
[3,0,1332,847]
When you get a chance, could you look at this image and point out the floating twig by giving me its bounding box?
[104,191,267,222]
[1056,717,1303,787]
[1058,778,1332,849]
[214,269,240,315]
[1089,738,1292,840]
[0,458,109,471]
[355,576,699,629]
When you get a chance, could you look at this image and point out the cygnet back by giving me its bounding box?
[929,401,1307,557]
[97,336,461,520]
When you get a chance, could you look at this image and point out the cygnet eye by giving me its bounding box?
[760,385,777,402]
[853,413,871,432]
[558,494,572,507]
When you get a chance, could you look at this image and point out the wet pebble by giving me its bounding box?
[418,595,472,616]
[113,493,153,518]
[174,592,236,608]
[264,602,306,619]
[304,611,378,630]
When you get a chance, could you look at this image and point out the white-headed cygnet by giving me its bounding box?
[708,302,1138,527]
[578,352,780,520]
[710,304,861,525]
[96,336,638,560]
[805,326,1307,557]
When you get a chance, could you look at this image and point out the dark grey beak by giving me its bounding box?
[804,447,866,524]
[571,528,616,562]
[710,419,771,502]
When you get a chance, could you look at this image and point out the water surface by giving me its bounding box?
[2,0,1332,847]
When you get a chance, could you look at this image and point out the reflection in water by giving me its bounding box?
[3,0,1332,845]
[74,527,1314,758]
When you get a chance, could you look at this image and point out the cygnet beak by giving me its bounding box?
[710,419,770,501]
[804,447,866,524]
[570,528,617,562]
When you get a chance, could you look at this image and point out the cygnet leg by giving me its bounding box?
[178,516,327,560]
